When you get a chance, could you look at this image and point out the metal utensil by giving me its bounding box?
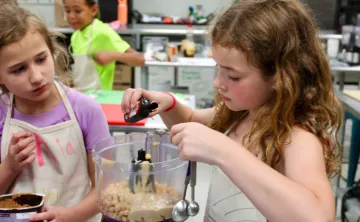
[172,161,191,222]
[154,128,168,136]
[187,161,200,216]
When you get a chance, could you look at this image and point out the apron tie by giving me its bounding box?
[34,133,44,167]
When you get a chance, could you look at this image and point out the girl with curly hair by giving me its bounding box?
[122,0,342,221]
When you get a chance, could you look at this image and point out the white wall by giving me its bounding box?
[18,0,55,27]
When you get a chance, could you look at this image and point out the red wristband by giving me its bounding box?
[164,92,177,112]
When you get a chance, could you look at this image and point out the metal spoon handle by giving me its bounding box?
[190,161,197,201]
[182,184,188,200]
[182,161,191,199]
[191,185,195,202]
[190,161,197,186]
[185,161,191,184]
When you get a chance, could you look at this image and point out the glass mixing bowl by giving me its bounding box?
[93,130,188,222]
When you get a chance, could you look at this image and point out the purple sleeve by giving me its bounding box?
[0,98,8,161]
[70,90,111,153]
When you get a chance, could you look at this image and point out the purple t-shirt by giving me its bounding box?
[0,86,111,160]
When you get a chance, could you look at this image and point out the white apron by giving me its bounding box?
[70,22,102,93]
[204,122,267,222]
[1,82,100,221]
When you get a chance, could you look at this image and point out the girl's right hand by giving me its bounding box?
[121,88,173,117]
[3,132,36,174]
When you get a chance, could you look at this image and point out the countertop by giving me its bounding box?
[49,25,342,39]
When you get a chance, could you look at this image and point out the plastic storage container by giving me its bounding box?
[93,130,188,222]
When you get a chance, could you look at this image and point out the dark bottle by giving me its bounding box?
[346,31,360,66]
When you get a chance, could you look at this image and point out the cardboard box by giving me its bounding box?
[114,64,132,83]
[113,82,131,91]
[55,0,70,27]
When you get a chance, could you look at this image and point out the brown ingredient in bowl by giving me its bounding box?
[0,198,29,209]
[100,182,181,222]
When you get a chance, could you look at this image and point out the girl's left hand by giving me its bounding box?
[93,51,115,65]
[29,205,78,222]
[170,122,232,165]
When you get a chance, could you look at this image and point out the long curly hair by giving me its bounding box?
[208,0,342,178]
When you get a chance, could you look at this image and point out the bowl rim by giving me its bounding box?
[0,193,45,211]
[92,135,187,174]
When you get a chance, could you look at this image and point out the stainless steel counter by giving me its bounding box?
[337,91,360,120]
[49,25,341,39]
[331,66,360,72]
[50,25,342,50]
[145,58,216,67]
[331,66,360,91]
[318,34,342,39]
[49,24,210,36]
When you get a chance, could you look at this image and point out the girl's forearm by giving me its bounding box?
[0,161,19,194]
[72,154,100,221]
[113,50,145,67]
[71,188,99,221]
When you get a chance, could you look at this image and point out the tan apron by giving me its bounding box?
[70,21,102,93]
[1,82,100,221]
[204,122,267,222]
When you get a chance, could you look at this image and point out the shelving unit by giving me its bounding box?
[336,0,360,31]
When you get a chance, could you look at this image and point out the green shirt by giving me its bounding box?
[71,19,130,90]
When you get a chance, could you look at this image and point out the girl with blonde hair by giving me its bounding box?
[0,5,109,221]
[122,0,342,221]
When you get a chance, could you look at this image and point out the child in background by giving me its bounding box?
[121,0,342,221]
[64,0,144,91]
[0,5,110,222]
